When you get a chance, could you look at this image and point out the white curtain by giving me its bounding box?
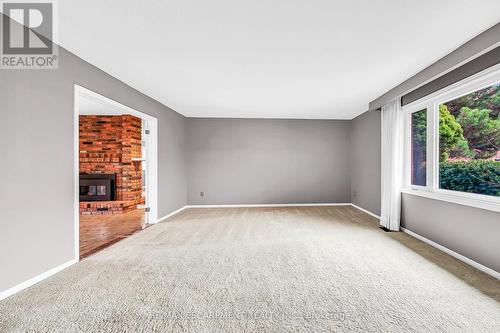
[380,99,403,231]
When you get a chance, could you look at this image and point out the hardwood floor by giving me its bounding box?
[79,209,148,259]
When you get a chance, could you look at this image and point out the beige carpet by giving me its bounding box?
[0,206,499,332]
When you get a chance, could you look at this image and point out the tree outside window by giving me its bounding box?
[439,83,500,197]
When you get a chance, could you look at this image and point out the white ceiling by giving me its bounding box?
[78,95,126,116]
[58,1,500,119]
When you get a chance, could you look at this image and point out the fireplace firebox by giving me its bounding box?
[79,174,116,201]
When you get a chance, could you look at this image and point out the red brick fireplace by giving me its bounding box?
[79,115,145,215]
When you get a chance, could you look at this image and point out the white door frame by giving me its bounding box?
[73,85,158,261]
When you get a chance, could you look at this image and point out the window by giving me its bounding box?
[410,109,427,186]
[403,66,500,212]
[439,83,500,197]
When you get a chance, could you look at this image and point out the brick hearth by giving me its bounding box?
[79,115,145,215]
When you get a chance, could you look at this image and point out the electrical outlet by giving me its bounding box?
[353,191,357,198]
[200,191,204,197]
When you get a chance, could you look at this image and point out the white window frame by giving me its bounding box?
[403,106,431,191]
[402,64,500,213]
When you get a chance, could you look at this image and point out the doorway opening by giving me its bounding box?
[73,85,158,259]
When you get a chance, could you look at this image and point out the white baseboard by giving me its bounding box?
[0,259,77,301]
[156,203,370,223]
[155,203,353,224]
[400,227,500,280]
[156,205,190,223]
[350,203,380,219]
[185,203,351,208]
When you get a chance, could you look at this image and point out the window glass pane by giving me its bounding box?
[88,185,97,196]
[411,109,427,186]
[439,82,500,197]
[79,186,88,196]
[97,185,106,195]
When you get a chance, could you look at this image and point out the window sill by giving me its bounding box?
[401,188,500,213]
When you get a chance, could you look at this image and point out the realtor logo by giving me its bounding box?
[1,0,58,69]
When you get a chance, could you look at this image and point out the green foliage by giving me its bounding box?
[411,110,427,185]
[426,84,500,197]
[411,109,427,160]
[411,110,427,144]
[456,107,500,159]
[440,160,500,196]
[445,83,500,119]
[439,104,469,161]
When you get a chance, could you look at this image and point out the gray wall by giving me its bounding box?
[401,194,500,272]
[0,15,187,293]
[350,111,381,216]
[186,118,351,205]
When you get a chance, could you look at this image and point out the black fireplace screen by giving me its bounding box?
[79,174,116,201]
